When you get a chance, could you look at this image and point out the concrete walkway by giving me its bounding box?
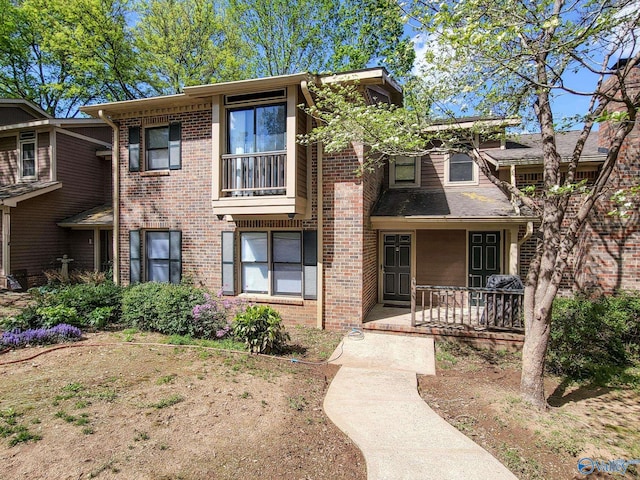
[324,332,517,480]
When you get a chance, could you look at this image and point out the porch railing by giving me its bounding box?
[410,278,524,332]
[221,151,287,196]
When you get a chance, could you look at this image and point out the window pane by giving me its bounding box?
[273,264,302,295]
[148,260,169,282]
[273,232,301,263]
[22,142,35,176]
[395,164,415,182]
[229,109,255,154]
[242,263,268,293]
[147,232,170,259]
[241,232,267,262]
[147,127,169,149]
[148,149,169,170]
[449,153,473,182]
[256,104,285,152]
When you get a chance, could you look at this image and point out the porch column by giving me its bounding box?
[93,228,101,272]
[508,227,519,275]
[2,206,10,281]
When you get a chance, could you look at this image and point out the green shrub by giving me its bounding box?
[43,282,122,326]
[548,291,640,380]
[1,306,41,331]
[121,283,206,336]
[36,305,81,328]
[232,305,290,354]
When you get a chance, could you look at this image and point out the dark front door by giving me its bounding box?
[383,233,411,302]
[468,232,501,304]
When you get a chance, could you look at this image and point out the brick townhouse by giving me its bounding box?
[80,66,639,332]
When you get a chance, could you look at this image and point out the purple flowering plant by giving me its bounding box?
[1,324,82,348]
[191,289,246,340]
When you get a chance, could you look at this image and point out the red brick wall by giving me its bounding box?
[516,67,640,294]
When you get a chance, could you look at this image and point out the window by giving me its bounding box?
[128,124,181,172]
[233,231,316,298]
[447,152,476,184]
[390,156,420,187]
[228,104,286,155]
[19,131,36,180]
[129,230,182,284]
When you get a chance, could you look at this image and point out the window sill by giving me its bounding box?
[141,170,170,177]
[238,294,305,306]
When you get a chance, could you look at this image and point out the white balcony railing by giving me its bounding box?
[221,151,286,196]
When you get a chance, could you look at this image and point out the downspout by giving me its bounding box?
[98,110,120,285]
[301,80,323,330]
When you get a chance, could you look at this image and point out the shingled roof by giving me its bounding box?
[484,130,606,165]
[371,187,518,218]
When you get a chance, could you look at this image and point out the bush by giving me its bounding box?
[43,282,122,326]
[36,305,81,328]
[1,324,82,348]
[192,290,246,339]
[548,291,640,380]
[232,305,290,354]
[121,283,206,336]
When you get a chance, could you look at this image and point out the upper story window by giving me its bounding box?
[390,156,420,188]
[128,123,181,172]
[223,103,287,196]
[19,131,36,180]
[446,152,477,184]
[227,104,286,155]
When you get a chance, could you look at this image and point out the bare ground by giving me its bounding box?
[0,329,366,480]
[419,342,640,479]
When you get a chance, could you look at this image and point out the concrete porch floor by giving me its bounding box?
[363,303,525,349]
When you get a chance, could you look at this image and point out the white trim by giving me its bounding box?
[54,127,112,148]
[444,152,479,186]
[0,182,62,207]
[18,131,37,181]
[0,118,105,133]
[1,206,9,278]
[50,129,57,181]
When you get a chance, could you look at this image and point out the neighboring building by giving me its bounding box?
[80,67,638,334]
[0,99,113,288]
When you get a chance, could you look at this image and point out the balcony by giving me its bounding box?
[221,151,286,197]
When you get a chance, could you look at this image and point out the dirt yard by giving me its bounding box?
[419,342,640,480]
[0,328,365,480]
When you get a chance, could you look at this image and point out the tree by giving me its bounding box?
[304,0,640,410]
[135,0,249,95]
[228,0,415,78]
[0,0,139,117]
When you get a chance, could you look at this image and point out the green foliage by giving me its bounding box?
[229,0,413,78]
[9,281,124,330]
[135,0,247,95]
[121,282,205,336]
[36,305,81,328]
[548,292,640,381]
[147,394,184,409]
[232,305,290,354]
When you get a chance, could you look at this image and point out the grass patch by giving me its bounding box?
[287,395,307,411]
[165,334,246,351]
[0,409,42,446]
[156,374,177,385]
[147,395,184,409]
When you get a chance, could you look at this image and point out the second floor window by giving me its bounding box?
[146,124,181,170]
[228,104,285,154]
[448,152,475,183]
[19,131,36,179]
[390,156,420,187]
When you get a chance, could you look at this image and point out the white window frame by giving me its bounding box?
[239,230,303,297]
[389,155,421,188]
[444,152,479,186]
[19,131,37,181]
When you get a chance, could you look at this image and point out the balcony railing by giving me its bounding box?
[221,151,286,197]
[410,279,524,332]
